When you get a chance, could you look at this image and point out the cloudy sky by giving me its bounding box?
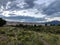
[0,0,60,23]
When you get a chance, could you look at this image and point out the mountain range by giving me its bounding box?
[43,20,60,25]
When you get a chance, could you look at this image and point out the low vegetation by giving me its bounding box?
[0,26,60,45]
[0,18,60,45]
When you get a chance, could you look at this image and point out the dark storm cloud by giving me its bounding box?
[7,2,22,11]
[24,0,35,8]
[0,15,6,19]
[46,12,60,18]
[0,0,15,8]
[42,0,60,15]
[3,16,47,22]
[0,15,4,17]
[5,0,36,10]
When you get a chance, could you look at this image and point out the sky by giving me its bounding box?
[0,0,60,23]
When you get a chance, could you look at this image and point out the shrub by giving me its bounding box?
[0,18,6,26]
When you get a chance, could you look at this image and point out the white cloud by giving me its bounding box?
[1,8,46,18]
[0,6,4,12]
[45,17,60,22]
[34,0,55,6]
[16,0,28,8]
[6,1,11,9]
[1,11,10,17]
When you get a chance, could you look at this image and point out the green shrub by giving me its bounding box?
[0,18,6,26]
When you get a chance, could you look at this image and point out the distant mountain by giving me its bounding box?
[44,20,60,25]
